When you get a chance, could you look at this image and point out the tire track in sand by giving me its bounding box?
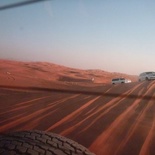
[0,94,80,132]
[89,82,155,155]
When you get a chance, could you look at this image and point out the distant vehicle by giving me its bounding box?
[138,72,155,81]
[111,78,131,84]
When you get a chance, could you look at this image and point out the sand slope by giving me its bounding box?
[0,59,137,86]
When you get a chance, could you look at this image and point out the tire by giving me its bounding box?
[145,77,149,81]
[0,130,95,155]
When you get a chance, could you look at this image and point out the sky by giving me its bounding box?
[0,0,155,75]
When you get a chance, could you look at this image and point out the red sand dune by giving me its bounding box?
[0,60,155,155]
[0,59,137,86]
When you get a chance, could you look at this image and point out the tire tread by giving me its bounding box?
[0,130,95,155]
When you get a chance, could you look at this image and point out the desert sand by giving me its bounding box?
[0,60,155,155]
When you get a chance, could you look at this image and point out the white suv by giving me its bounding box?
[138,72,155,81]
[111,78,131,84]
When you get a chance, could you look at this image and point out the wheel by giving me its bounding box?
[0,130,95,155]
[145,77,149,81]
